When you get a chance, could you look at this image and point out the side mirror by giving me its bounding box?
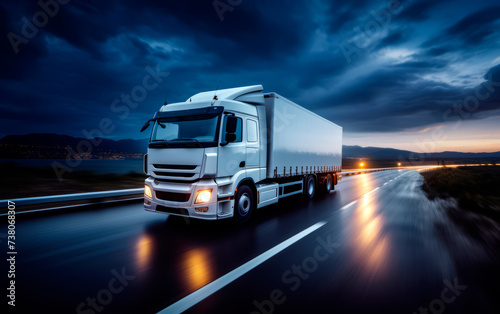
[225,116,238,133]
[140,121,151,132]
[225,133,237,143]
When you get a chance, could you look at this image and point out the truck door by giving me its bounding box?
[218,115,246,177]
[246,118,259,168]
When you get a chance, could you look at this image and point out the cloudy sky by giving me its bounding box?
[1,0,500,153]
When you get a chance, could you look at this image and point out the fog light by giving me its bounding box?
[195,207,209,213]
[144,185,152,199]
[195,189,212,204]
[144,199,151,205]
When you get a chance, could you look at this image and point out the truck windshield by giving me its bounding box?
[150,115,220,147]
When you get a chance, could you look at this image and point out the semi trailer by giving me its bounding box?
[141,85,342,222]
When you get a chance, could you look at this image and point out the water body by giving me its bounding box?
[0,159,144,174]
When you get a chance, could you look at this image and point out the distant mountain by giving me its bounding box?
[343,145,414,159]
[0,133,499,160]
[343,145,500,159]
[0,133,149,159]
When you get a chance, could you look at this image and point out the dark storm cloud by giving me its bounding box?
[376,27,412,49]
[379,30,406,46]
[0,5,47,80]
[396,0,443,21]
[317,63,500,133]
[1,0,500,139]
[446,6,500,41]
[1,0,318,138]
[323,0,371,32]
[480,64,500,110]
[423,5,500,50]
[25,1,122,57]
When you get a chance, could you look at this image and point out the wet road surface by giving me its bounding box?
[3,169,500,313]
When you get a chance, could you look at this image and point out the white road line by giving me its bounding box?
[158,221,327,314]
[341,200,358,210]
[383,182,388,186]
[364,187,380,195]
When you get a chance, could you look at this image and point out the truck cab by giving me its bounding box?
[143,85,267,221]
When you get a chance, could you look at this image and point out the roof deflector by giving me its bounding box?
[187,85,264,104]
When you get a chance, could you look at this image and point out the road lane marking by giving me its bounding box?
[341,200,358,210]
[366,187,380,195]
[158,221,327,314]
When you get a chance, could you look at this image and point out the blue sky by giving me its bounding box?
[1,0,500,152]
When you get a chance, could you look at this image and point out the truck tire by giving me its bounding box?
[234,185,254,223]
[324,174,333,193]
[305,175,316,199]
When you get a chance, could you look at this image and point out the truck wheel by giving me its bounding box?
[305,175,316,199]
[234,185,254,223]
[324,174,333,193]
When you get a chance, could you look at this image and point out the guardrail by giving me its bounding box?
[0,188,144,208]
[1,167,405,214]
[340,167,396,177]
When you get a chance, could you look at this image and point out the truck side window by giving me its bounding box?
[222,116,242,142]
[247,120,258,142]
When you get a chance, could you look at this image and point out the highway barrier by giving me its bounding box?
[1,167,409,215]
[0,188,144,215]
[340,168,396,177]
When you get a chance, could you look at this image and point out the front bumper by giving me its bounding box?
[144,177,231,220]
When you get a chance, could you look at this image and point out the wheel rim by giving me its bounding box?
[238,193,251,215]
[308,177,315,196]
[326,175,332,190]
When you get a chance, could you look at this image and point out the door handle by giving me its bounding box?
[239,161,245,167]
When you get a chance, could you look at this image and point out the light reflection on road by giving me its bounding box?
[181,249,214,291]
[136,234,152,271]
[344,174,392,284]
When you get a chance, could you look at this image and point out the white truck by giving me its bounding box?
[141,85,342,222]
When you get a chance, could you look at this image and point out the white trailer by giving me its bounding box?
[264,93,342,179]
[141,85,342,222]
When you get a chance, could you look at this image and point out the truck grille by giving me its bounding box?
[153,164,197,170]
[155,191,191,202]
[153,171,195,177]
[151,164,200,181]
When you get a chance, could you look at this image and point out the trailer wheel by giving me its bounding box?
[324,174,333,193]
[234,185,254,223]
[305,175,316,199]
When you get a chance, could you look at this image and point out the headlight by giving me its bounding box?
[144,185,152,199]
[195,189,212,204]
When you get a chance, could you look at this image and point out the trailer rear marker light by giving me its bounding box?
[158,221,326,314]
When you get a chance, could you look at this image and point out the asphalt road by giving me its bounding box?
[3,169,500,314]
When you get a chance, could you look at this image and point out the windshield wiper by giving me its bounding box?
[150,140,170,147]
[170,138,203,147]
